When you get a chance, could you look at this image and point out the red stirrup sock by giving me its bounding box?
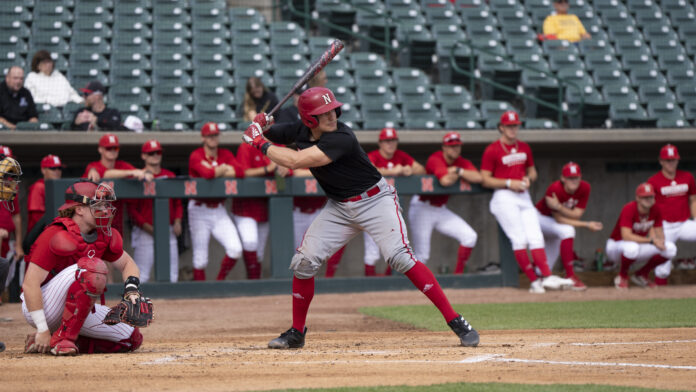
[325,245,346,277]
[292,276,315,332]
[405,262,458,322]
[364,265,376,276]
[619,255,635,278]
[242,250,261,279]
[636,254,667,277]
[514,249,538,281]
[530,248,551,277]
[454,246,473,274]
[193,268,207,281]
[216,256,237,280]
[560,238,576,277]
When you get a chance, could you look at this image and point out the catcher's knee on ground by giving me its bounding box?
[290,253,322,279]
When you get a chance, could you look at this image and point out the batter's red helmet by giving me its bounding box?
[297,87,343,128]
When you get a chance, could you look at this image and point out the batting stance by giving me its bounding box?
[607,183,677,289]
[21,180,144,355]
[646,144,696,285]
[481,111,574,293]
[409,131,481,274]
[535,162,603,291]
[243,87,479,349]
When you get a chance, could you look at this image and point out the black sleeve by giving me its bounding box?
[267,92,279,111]
[316,130,355,162]
[265,121,302,145]
[25,91,38,119]
[98,109,124,130]
[70,109,88,131]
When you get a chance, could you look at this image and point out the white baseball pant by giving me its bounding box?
[655,220,696,278]
[605,238,677,272]
[21,264,133,341]
[187,200,242,270]
[293,208,322,249]
[408,195,477,264]
[131,225,179,283]
[232,215,270,260]
[490,189,545,250]
[537,213,575,270]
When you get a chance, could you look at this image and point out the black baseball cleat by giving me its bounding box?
[448,315,480,347]
[268,327,307,349]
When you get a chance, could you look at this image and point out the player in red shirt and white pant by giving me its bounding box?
[126,140,183,283]
[0,146,21,306]
[535,162,603,290]
[481,111,574,293]
[409,131,480,274]
[606,182,677,289]
[188,122,244,281]
[27,154,64,234]
[646,144,696,284]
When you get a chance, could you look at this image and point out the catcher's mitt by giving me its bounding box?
[104,296,154,328]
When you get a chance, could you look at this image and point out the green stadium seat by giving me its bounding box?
[151,103,193,124]
[194,51,232,69]
[272,52,310,70]
[194,86,236,108]
[194,104,235,124]
[156,120,190,131]
[629,69,668,88]
[0,21,31,40]
[113,35,153,54]
[558,68,594,88]
[621,53,659,73]
[444,116,482,130]
[501,23,536,40]
[578,38,615,56]
[0,36,28,56]
[70,52,110,70]
[356,11,397,54]
[111,67,152,87]
[62,102,83,119]
[403,118,443,130]
[0,4,33,23]
[614,39,652,58]
[584,53,621,72]
[465,22,503,41]
[37,104,63,125]
[231,20,270,41]
[0,60,23,75]
[67,67,109,89]
[431,24,467,43]
[609,101,654,127]
[396,85,436,106]
[390,7,427,28]
[638,85,677,105]
[667,68,695,87]
[153,34,192,55]
[355,67,394,88]
[392,67,430,86]
[633,8,668,26]
[505,38,543,57]
[357,85,397,106]
[600,9,635,29]
[647,101,686,124]
[193,34,232,54]
[114,20,154,39]
[191,1,228,24]
[15,122,53,131]
[153,68,194,88]
[109,85,152,107]
[480,100,515,123]
[675,83,696,103]
[685,101,696,121]
[565,85,609,128]
[642,25,679,43]
[602,85,639,103]
[153,4,192,25]
[192,121,234,132]
[153,52,192,70]
[337,105,362,129]
[542,39,579,54]
[35,5,74,23]
[324,67,356,90]
[234,69,275,90]
[75,4,114,24]
[73,35,112,56]
[403,101,442,125]
[512,53,550,70]
[362,104,403,129]
[459,6,495,24]
[607,25,643,43]
[233,38,271,56]
[269,21,306,40]
[424,6,461,26]
[316,0,356,40]
[233,54,273,74]
[662,0,693,13]
[30,35,71,54]
[74,19,112,38]
[524,118,558,129]
[350,52,387,71]
[51,54,69,73]
[228,7,266,24]
[32,19,72,37]
[270,36,310,55]
[194,68,234,89]
[548,51,585,71]
[111,52,152,71]
[114,3,153,24]
[593,69,631,87]
[657,52,694,73]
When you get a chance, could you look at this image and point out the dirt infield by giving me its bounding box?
[1,286,695,392]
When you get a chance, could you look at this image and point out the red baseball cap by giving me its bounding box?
[98,133,119,148]
[500,110,521,125]
[142,139,163,154]
[379,127,398,141]
[0,145,13,158]
[561,162,581,178]
[636,182,655,198]
[41,154,63,168]
[443,131,462,146]
[659,144,680,160]
[201,122,220,136]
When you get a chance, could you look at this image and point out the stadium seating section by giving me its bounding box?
[0,0,694,130]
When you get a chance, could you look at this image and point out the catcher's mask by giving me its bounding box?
[0,155,22,211]
[59,180,117,236]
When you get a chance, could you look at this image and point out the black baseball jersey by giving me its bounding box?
[70,107,127,131]
[266,121,381,201]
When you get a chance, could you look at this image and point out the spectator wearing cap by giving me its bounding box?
[126,140,183,283]
[535,162,604,291]
[606,183,677,290]
[0,66,39,130]
[71,81,127,131]
[25,50,83,108]
[543,0,591,43]
[0,145,24,266]
[482,110,575,293]
[408,131,481,275]
[188,122,245,281]
[646,144,696,285]
[26,155,64,233]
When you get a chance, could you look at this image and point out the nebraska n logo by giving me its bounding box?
[322,94,332,104]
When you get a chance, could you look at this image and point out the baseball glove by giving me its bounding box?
[103,295,154,328]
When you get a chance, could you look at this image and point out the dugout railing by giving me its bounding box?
[37,176,519,299]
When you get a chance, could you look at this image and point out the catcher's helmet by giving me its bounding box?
[60,180,117,235]
[297,87,343,128]
[0,155,22,203]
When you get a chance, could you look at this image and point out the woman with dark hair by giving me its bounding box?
[240,77,279,122]
[25,50,83,107]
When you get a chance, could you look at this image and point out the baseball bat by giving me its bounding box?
[267,39,345,118]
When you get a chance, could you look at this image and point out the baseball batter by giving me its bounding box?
[21,180,143,355]
[409,131,480,274]
[535,162,603,290]
[481,111,574,293]
[606,182,677,289]
[188,122,244,281]
[27,154,63,233]
[126,140,183,283]
[646,144,696,285]
[243,87,479,349]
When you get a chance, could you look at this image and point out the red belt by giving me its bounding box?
[342,184,381,202]
[194,201,222,208]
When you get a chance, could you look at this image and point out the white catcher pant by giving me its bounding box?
[293,208,322,249]
[187,200,242,269]
[131,225,179,283]
[654,220,696,278]
[408,195,477,264]
[21,264,134,342]
[233,215,270,260]
[490,189,545,250]
[605,238,677,274]
[537,213,576,270]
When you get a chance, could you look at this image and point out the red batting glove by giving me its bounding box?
[252,112,274,131]
[242,122,271,153]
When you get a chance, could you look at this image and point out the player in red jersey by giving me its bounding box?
[646,144,696,284]
[605,183,677,289]
[535,162,603,290]
[409,132,480,274]
[0,146,22,306]
[27,154,64,233]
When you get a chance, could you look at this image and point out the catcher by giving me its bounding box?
[21,180,152,356]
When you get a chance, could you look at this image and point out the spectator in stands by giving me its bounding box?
[542,0,591,43]
[25,50,83,108]
[0,66,39,130]
[71,81,127,131]
[240,77,279,122]
[308,70,328,88]
[127,140,183,283]
[26,154,64,234]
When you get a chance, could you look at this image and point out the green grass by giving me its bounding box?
[359,298,696,330]
[261,383,690,392]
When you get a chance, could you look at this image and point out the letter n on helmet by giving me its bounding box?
[297,87,343,128]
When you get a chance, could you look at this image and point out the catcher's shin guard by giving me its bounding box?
[50,281,96,355]
[76,328,143,353]
[242,251,261,279]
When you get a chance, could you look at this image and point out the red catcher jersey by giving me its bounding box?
[0,197,19,257]
[27,179,46,233]
[481,139,534,180]
[82,160,136,235]
[647,170,696,223]
[536,180,591,217]
[232,143,272,222]
[367,149,415,169]
[419,150,477,207]
[126,168,183,227]
[188,147,244,204]
[610,201,663,241]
